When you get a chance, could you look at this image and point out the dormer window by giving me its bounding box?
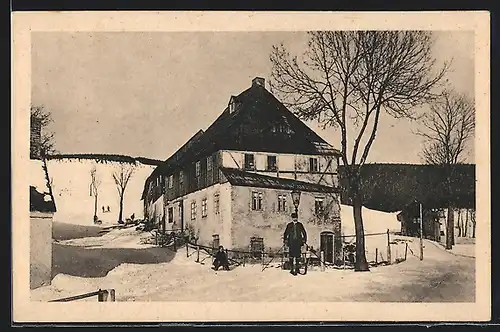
[244,153,255,170]
[229,96,237,114]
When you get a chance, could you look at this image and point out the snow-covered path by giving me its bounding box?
[32,234,475,302]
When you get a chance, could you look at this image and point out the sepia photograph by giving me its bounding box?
[12,11,490,322]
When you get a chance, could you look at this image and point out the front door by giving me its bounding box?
[320,232,334,263]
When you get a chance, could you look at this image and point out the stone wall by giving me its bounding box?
[230,185,341,258]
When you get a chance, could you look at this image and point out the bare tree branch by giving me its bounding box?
[112,163,135,224]
[270,30,448,271]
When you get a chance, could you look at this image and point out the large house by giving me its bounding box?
[142,77,343,263]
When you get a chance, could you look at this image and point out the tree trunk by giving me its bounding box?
[457,211,462,237]
[94,193,98,220]
[42,156,56,210]
[118,194,124,224]
[351,176,369,272]
[445,207,454,250]
[472,216,476,239]
[464,209,469,237]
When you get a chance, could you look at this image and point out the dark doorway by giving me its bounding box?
[212,234,220,251]
[320,231,334,263]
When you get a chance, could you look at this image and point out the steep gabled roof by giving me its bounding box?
[220,167,340,194]
[162,80,339,170]
[142,78,341,200]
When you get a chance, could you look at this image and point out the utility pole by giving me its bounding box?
[419,202,424,261]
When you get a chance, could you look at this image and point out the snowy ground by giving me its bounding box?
[32,223,475,303]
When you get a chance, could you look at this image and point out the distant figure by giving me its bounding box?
[107,206,110,212]
[283,212,307,275]
[212,246,230,271]
[102,206,105,213]
[130,213,135,221]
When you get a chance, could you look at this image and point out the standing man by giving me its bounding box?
[283,212,307,275]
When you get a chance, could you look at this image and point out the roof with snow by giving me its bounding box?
[220,167,340,194]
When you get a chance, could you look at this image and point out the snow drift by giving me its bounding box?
[340,204,401,236]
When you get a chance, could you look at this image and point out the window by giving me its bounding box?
[214,193,220,215]
[168,175,174,188]
[315,197,324,215]
[277,194,287,212]
[309,157,319,173]
[244,154,255,170]
[207,156,213,171]
[191,201,197,220]
[195,161,201,177]
[267,155,277,171]
[179,170,184,189]
[252,191,263,211]
[207,156,213,184]
[202,198,208,218]
[168,207,174,223]
[212,234,220,249]
[250,237,264,258]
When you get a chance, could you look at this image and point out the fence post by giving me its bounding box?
[196,245,200,263]
[386,229,392,264]
[173,233,177,252]
[243,253,246,267]
[109,289,116,302]
[375,248,378,265]
[98,289,108,302]
[261,251,264,267]
[405,242,408,261]
[320,251,325,272]
[186,242,189,258]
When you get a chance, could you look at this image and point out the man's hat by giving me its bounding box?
[291,212,298,218]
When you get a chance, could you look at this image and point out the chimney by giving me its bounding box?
[252,77,265,88]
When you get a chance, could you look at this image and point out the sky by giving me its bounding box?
[31,31,475,164]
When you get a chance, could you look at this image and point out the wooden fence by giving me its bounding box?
[49,289,116,302]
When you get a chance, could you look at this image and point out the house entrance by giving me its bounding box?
[320,231,334,263]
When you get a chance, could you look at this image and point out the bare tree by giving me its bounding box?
[417,89,475,249]
[31,105,58,208]
[113,163,135,224]
[30,105,57,157]
[471,209,476,238]
[90,165,101,223]
[270,31,447,271]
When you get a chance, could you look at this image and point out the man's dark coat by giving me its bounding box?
[283,221,307,258]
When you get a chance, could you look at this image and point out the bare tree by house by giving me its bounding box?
[90,165,101,223]
[416,89,475,249]
[30,105,58,209]
[270,31,448,271]
[30,105,57,157]
[112,163,135,224]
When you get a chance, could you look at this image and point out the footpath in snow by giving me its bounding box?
[31,223,475,302]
